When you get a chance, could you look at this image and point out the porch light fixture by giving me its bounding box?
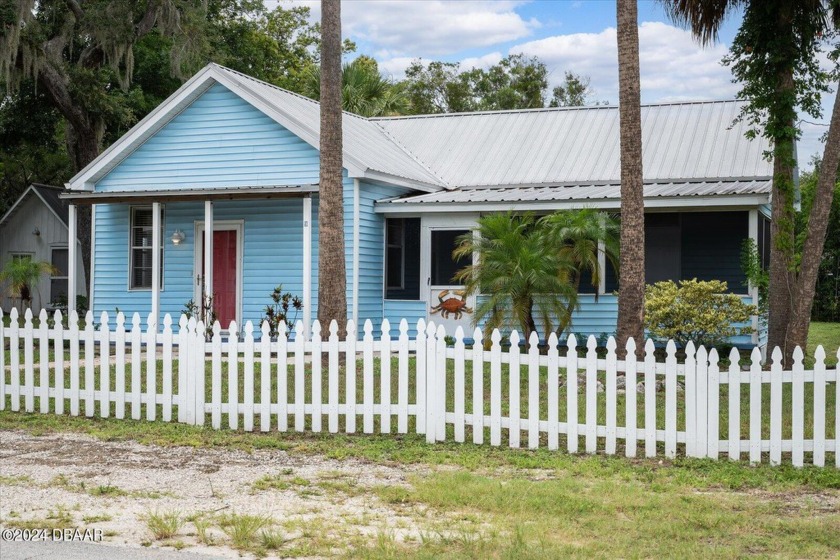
[32,227,40,236]
[170,229,186,245]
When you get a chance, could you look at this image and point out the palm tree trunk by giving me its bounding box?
[615,0,646,358]
[317,0,348,336]
[784,84,840,358]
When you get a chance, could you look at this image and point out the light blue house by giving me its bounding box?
[63,64,773,347]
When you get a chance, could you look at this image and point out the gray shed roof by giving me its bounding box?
[373,101,771,188]
[378,179,772,207]
[1,184,69,227]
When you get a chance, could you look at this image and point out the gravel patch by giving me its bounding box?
[0,430,434,558]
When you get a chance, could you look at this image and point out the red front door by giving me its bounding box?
[202,230,238,328]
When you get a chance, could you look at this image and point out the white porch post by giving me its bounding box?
[748,208,759,346]
[302,195,312,339]
[151,202,161,331]
[597,214,607,295]
[204,201,214,323]
[352,179,360,322]
[67,204,77,314]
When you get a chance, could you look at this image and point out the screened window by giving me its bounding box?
[384,218,421,300]
[50,248,68,302]
[431,229,470,286]
[10,253,33,263]
[130,207,164,290]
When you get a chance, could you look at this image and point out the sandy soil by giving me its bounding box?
[0,430,435,559]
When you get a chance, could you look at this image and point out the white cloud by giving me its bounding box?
[513,21,736,104]
[459,52,504,71]
[284,0,538,56]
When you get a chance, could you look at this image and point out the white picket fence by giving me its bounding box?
[1,307,838,468]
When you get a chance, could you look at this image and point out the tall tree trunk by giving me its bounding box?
[784,84,840,358]
[317,0,348,335]
[615,0,646,357]
[66,122,100,293]
[766,67,798,364]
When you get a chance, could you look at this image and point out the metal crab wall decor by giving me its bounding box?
[430,289,473,320]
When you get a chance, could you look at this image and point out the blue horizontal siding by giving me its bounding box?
[383,300,427,337]
[97,83,319,191]
[93,200,305,330]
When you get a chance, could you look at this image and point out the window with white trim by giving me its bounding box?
[50,248,68,302]
[130,207,164,290]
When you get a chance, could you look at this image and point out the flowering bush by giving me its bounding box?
[644,279,757,349]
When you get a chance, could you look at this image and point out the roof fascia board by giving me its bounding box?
[440,178,774,190]
[66,65,219,191]
[374,194,771,214]
[360,171,441,193]
[0,185,35,226]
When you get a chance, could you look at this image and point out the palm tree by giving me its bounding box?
[615,0,646,355]
[0,257,57,312]
[453,213,577,344]
[317,0,347,335]
[305,56,409,117]
[541,209,620,334]
[660,0,839,362]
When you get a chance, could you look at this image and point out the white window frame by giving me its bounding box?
[385,218,406,291]
[129,206,165,291]
[49,246,69,304]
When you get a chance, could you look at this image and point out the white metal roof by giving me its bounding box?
[378,180,772,206]
[373,101,772,188]
[68,64,773,199]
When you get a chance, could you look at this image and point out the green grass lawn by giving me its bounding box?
[808,322,840,366]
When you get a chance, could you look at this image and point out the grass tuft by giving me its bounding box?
[143,510,183,540]
[218,513,272,550]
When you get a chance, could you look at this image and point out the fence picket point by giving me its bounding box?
[791,347,805,467]
[415,319,426,435]
[363,320,375,434]
[397,320,409,434]
[625,338,637,458]
[9,308,20,413]
[527,331,540,450]
[130,313,142,420]
[490,329,502,447]
[454,326,466,443]
[664,340,677,459]
[311,321,323,433]
[39,309,50,415]
[23,309,34,413]
[472,327,485,445]
[749,347,763,464]
[345,320,358,434]
[684,342,696,458]
[812,346,826,467]
[260,321,271,432]
[293,320,304,432]
[707,348,720,459]
[696,345,709,459]
[508,331,522,449]
[644,339,656,458]
[144,314,156,421]
[83,311,95,417]
[585,336,598,454]
[277,320,288,432]
[228,321,240,430]
[769,347,783,465]
[328,321,340,433]
[567,334,579,454]
[162,315,173,422]
[727,347,740,461]
[605,337,617,455]
[211,322,222,429]
[380,319,392,435]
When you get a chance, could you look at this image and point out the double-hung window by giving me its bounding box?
[130,207,164,290]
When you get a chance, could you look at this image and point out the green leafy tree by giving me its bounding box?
[541,209,620,334]
[661,0,840,362]
[644,279,758,349]
[549,71,597,107]
[462,53,549,110]
[403,60,475,114]
[304,56,409,117]
[453,213,577,344]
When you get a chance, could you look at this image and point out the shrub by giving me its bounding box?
[644,279,758,349]
[263,285,303,337]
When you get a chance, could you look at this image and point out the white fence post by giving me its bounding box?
[177,316,189,423]
[454,326,466,443]
[791,347,805,467]
[380,319,392,435]
[644,339,656,458]
[472,327,485,445]
[625,338,637,459]
[585,335,598,454]
[435,324,446,442]
[684,341,696,458]
[812,346,826,467]
[161,315,173,422]
[527,331,540,450]
[567,334,579,454]
[54,310,64,416]
[229,320,240,430]
[193,320,206,426]
[99,311,111,419]
[424,321,437,444]
[211,322,222,430]
[9,308,19,413]
[145,313,156,421]
[749,347,763,464]
[83,311,95,418]
[243,321,255,432]
[39,310,50,415]
[345,320,358,434]
[415,319,426,435]
[707,348,720,459]
[311,320,322,433]
[397,320,410,434]
[363,320,375,434]
[489,328,502,447]
[769,346,783,465]
[605,337,617,455]
[727,347,741,461]
[23,309,34,413]
[328,320,340,433]
[664,340,677,459]
[260,321,271,433]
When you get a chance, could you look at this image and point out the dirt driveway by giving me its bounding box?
[0,430,436,559]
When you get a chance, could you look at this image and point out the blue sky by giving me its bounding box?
[279,1,834,169]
